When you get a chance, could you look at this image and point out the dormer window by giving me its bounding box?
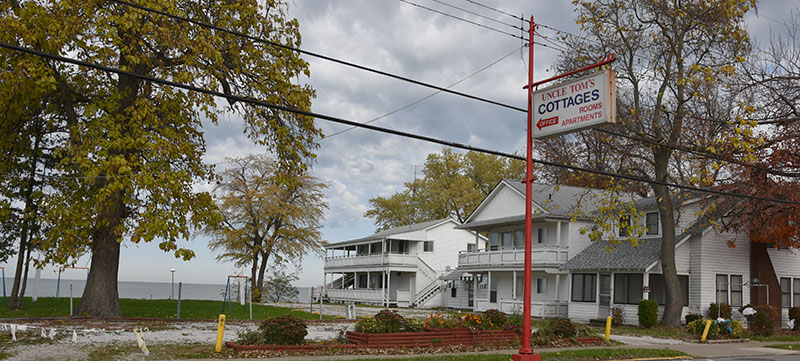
[619,216,630,237]
[646,212,659,235]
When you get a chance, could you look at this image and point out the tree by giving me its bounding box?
[365,148,524,230]
[545,0,757,326]
[262,265,300,303]
[1,0,318,316]
[205,155,327,303]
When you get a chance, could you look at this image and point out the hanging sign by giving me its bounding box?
[532,69,616,139]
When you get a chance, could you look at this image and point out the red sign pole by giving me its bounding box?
[513,15,541,361]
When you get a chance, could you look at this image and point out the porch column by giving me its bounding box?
[488,270,492,304]
[643,271,650,300]
[513,271,517,300]
[610,272,615,309]
[341,272,344,289]
[473,274,478,311]
[367,271,371,289]
[555,273,560,302]
[369,243,373,254]
[556,221,562,246]
[475,232,480,250]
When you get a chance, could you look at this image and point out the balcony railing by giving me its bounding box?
[324,252,419,269]
[457,246,569,268]
[327,288,386,303]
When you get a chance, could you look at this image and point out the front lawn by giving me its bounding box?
[764,343,800,350]
[0,297,338,320]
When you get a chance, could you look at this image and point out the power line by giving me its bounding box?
[109,0,524,113]
[4,42,800,207]
[322,45,522,140]
[427,0,523,31]
[463,0,523,22]
[397,0,525,40]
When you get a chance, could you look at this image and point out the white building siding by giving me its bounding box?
[567,221,594,259]
[471,186,524,222]
[418,221,476,272]
[698,229,751,319]
[767,248,800,327]
[649,238,692,274]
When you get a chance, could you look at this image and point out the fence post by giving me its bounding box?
[177,282,182,319]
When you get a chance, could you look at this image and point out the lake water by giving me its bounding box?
[1,278,314,303]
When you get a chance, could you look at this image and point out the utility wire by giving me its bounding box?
[463,0,523,22]
[397,0,525,40]
[427,0,523,31]
[109,0,525,113]
[322,45,522,140]
[4,42,800,207]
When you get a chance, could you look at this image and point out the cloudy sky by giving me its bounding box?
[3,0,795,289]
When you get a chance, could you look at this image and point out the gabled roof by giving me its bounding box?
[561,212,714,271]
[326,218,454,248]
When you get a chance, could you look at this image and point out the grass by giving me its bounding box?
[87,342,215,360]
[746,332,800,342]
[591,324,693,340]
[764,343,800,350]
[336,348,690,361]
[0,297,338,320]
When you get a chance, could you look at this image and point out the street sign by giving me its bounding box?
[532,69,616,139]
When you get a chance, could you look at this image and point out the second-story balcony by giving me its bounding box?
[457,246,569,269]
[324,252,420,270]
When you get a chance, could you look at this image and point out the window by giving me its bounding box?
[423,241,434,252]
[782,278,791,308]
[730,275,742,307]
[502,232,513,249]
[537,227,547,244]
[514,230,524,249]
[619,216,630,237]
[794,279,800,308]
[716,275,729,304]
[515,274,523,299]
[646,212,659,235]
[451,287,457,298]
[649,274,689,306]
[488,232,499,251]
[613,274,643,304]
[467,243,477,252]
[571,274,597,302]
[536,278,547,294]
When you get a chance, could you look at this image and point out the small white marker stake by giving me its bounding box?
[72,330,77,343]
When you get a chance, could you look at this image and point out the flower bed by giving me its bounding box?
[346,327,520,347]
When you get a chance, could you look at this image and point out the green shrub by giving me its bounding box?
[505,314,524,333]
[727,319,744,338]
[687,319,717,338]
[354,318,384,333]
[545,318,577,338]
[575,323,599,338]
[751,305,778,336]
[259,315,307,345]
[374,309,405,333]
[404,318,425,332]
[685,313,703,325]
[611,307,625,326]
[638,299,659,328]
[708,303,732,319]
[482,309,508,329]
[236,328,263,345]
[789,307,800,331]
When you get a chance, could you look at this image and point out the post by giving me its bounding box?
[248,281,253,321]
[177,282,182,319]
[319,285,323,320]
[605,316,612,341]
[700,319,713,342]
[513,15,541,361]
[214,314,226,352]
[2,267,6,301]
[56,269,61,297]
[170,268,176,300]
[69,283,73,316]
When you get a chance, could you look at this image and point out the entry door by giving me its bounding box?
[599,274,611,318]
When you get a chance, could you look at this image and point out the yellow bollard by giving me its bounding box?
[700,319,712,342]
[605,316,612,341]
[215,314,226,352]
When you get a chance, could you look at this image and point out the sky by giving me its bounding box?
[2,0,796,288]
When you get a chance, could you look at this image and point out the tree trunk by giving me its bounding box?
[8,133,40,310]
[654,148,683,327]
[18,247,31,304]
[256,250,270,302]
[74,189,124,317]
[250,253,259,302]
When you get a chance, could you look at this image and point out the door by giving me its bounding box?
[599,273,611,318]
